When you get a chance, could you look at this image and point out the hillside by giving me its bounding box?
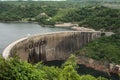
[67,0,120,3]
[52,6,120,32]
[78,33,120,64]
[0,1,98,24]
[0,2,119,32]
[0,55,108,80]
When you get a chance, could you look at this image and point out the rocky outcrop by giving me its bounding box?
[71,26,95,31]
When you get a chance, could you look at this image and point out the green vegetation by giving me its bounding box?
[77,6,120,33]
[78,33,120,64]
[0,1,120,79]
[0,1,119,32]
[0,55,108,80]
[52,6,120,32]
[0,1,101,25]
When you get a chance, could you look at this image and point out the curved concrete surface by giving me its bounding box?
[2,37,28,59]
[2,31,101,63]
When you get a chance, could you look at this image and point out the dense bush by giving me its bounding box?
[52,6,120,32]
[0,2,119,32]
[78,33,120,64]
[0,55,108,80]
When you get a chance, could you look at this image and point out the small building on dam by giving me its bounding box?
[2,31,101,63]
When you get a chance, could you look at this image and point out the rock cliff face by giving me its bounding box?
[3,31,101,63]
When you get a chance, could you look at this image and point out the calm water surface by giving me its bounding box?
[0,22,71,53]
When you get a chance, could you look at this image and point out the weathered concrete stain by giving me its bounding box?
[2,31,101,63]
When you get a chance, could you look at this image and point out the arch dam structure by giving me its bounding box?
[2,31,101,63]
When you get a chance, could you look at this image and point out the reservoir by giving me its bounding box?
[0,22,71,54]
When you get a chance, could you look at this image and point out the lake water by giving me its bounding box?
[0,22,71,54]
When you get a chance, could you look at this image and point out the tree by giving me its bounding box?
[27,0,33,1]
[18,0,23,1]
[0,55,108,80]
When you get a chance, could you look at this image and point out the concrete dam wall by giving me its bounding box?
[2,31,101,63]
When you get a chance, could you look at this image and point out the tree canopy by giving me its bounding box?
[78,33,120,64]
[0,55,108,80]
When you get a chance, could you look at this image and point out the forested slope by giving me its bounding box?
[78,33,120,64]
[52,6,120,32]
[0,55,108,80]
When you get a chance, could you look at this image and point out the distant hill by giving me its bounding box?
[67,0,120,2]
[0,0,120,2]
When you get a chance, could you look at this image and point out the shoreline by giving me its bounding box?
[0,21,39,24]
[0,21,72,29]
[0,21,55,28]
